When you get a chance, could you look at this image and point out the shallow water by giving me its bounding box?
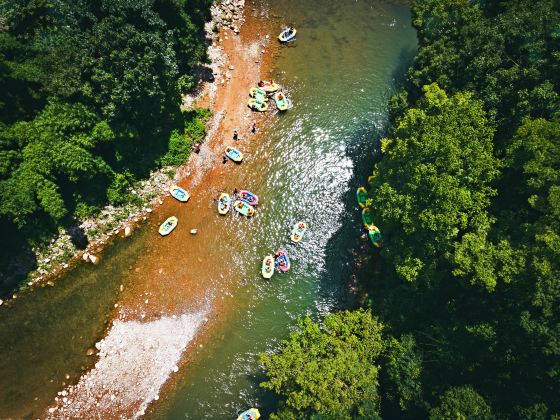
[0,0,416,418]
[149,1,417,418]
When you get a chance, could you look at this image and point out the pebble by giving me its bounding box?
[82,252,90,261]
[120,284,124,292]
[88,254,99,264]
[146,208,153,213]
[172,366,179,372]
[124,226,132,237]
[190,229,198,235]
[228,65,234,70]
[63,263,69,268]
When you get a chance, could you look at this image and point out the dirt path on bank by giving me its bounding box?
[45,4,281,418]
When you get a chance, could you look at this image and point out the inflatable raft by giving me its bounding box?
[278,27,297,42]
[217,193,231,215]
[238,190,259,206]
[362,207,374,228]
[257,80,279,93]
[262,255,275,279]
[159,216,178,236]
[247,98,268,112]
[234,200,255,217]
[274,91,289,111]
[169,185,190,202]
[291,221,307,243]
[225,146,243,163]
[356,187,367,208]
[368,226,383,248]
[275,250,291,273]
[249,87,268,101]
[237,408,261,420]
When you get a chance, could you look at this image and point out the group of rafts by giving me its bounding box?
[356,186,382,247]
[247,80,290,112]
[246,27,296,112]
[160,185,307,279]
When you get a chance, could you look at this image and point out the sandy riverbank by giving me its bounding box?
[43,1,283,418]
[2,0,266,305]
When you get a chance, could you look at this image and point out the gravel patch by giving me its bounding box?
[46,309,208,419]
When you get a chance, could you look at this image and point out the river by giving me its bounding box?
[0,0,416,418]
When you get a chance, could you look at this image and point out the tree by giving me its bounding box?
[0,101,114,226]
[370,83,500,289]
[260,309,385,419]
[429,386,493,420]
[382,334,422,412]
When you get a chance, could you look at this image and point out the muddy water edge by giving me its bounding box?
[0,0,417,418]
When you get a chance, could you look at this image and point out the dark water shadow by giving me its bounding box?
[319,118,387,311]
[0,232,37,298]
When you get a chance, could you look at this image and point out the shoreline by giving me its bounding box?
[1,0,253,306]
[41,1,280,418]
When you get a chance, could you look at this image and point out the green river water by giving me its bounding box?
[0,1,416,418]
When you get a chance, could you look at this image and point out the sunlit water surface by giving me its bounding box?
[150,1,416,418]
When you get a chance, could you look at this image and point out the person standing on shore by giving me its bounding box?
[233,129,239,141]
[251,122,256,134]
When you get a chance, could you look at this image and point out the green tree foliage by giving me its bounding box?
[358,0,560,418]
[0,101,114,226]
[382,334,422,411]
[160,108,211,166]
[406,0,560,147]
[371,83,500,289]
[262,2,559,419]
[429,386,493,420]
[260,309,385,419]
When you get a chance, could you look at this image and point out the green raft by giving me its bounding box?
[362,208,374,228]
[356,187,367,208]
[368,226,382,247]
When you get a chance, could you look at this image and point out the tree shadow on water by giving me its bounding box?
[0,221,37,298]
[319,122,386,310]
